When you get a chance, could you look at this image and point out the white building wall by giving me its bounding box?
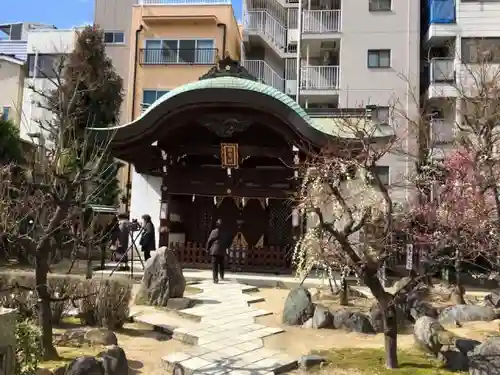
[129,167,162,249]
[457,2,500,37]
[20,29,77,143]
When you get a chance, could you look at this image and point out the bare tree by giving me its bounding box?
[293,114,415,368]
[0,50,117,359]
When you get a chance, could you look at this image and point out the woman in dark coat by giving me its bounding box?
[139,214,156,261]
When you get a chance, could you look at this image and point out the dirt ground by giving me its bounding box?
[253,287,500,358]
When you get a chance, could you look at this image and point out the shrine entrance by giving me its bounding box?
[97,57,335,273]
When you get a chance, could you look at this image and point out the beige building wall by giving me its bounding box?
[108,3,241,212]
[0,57,25,126]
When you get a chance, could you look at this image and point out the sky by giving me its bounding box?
[1,0,242,30]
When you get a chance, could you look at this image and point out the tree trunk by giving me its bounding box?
[363,269,399,369]
[35,205,67,360]
[339,275,348,306]
[35,250,58,360]
[382,303,398,369]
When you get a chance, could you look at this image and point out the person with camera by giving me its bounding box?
[112,213,130,270]
[139,214,156,261]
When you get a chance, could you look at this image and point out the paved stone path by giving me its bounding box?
[162,280,297,375]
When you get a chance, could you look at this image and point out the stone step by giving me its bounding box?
[162,347,297,375]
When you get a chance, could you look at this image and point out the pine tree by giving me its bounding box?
[55,25,124,205]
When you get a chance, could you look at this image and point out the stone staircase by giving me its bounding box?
[161,280,298,375]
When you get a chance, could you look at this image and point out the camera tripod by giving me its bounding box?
[109,225,146,279]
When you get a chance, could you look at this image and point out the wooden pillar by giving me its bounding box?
[159,149,170,248]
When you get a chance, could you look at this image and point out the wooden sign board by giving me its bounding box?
[221,143,239,168]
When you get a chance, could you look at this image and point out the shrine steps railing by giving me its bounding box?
[170,242,292,273]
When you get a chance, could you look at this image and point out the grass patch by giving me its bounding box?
[39,346,103,370]
[314,348,466,375]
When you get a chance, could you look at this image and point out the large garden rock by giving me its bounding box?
[439,305,496,325]
[299,354,326,370]
[98,345,128,375]
[84,328,118,346]
[136,247,186,306]
[282,287,314,325]
[414,316,448,355]
[332,310,375,334]
[410,299,439,321]
[484,292,500,308]
[65,356,105,375]
[311,305,333,329]
[438,350,469,372]
[468,336,500,375]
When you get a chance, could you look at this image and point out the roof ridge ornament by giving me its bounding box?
[199,56,258,81]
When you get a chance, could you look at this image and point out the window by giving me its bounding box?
[367,49,391,68]
[27,54,64,78]
[461,37,500,64]
[372,106,390,123]
[1,106,9,121]
[142,89,169,111]
[104,31,125,44]
[143,39,215,65]
[371,166,390,186]
[369,0,391,11]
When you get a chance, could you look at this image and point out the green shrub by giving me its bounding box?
[0,271,132,328]
[15,319,42,375]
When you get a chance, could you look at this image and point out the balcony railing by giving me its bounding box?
[245,10,286,51]
[430,118,454,144]
[139,48,217,65]
[300,66,340,90]
[242,60,284,92]
[0,40,28,61]
[430,58,454,83]
[302,10,341,33]
[137,0,231,4]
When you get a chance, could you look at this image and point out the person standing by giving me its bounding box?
[205,219,231,283]
[114,213,130,270]
[140,214,156,261]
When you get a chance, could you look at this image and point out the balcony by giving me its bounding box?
[430,58,454,83]
[245,11,287,54]
[430,118,454,145]
[139,48,218,65]
[137,0,231,4]
[242,60,284,92]
[300,66,340,91]
[0,40,27,61]
[428,58,457,99]
[302,10,341,34]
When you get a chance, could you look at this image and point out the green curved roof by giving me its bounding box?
[142,76,313,123]
[121,76,392,139]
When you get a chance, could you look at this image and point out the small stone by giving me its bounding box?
[302,317,313,329]
[299,354,326,370]
[84,328,118,346]
[56,328,88,347]
[167,297,194,310]
[98,345,128,375]
[65,356,105,375]
[311,305,333,329]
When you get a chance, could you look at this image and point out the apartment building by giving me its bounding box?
[20,28,79,144]
[423,0,500,159]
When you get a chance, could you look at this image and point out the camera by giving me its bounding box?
[130,218,141,232]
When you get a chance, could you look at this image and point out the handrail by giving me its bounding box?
[139,48,218,65]
[243,59,285,91]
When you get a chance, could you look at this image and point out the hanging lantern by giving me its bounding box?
[227,167,232,177]
[265,197,269,207]
[241,197,246,207]
[160,202,168,219]
[192,195,196,203]
[213,196,217,205]
[292,208,300,227]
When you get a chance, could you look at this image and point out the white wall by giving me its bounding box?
[20,29,77,143]
[129,167,162,249]
[457,2,500,37]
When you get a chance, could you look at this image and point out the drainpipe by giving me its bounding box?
[124,24,143,214]
[217,23,227,59]
[295,0,303,104]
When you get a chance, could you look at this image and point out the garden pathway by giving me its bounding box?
[161,280,297,375]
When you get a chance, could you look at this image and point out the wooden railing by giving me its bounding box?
[170,242,291,272]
